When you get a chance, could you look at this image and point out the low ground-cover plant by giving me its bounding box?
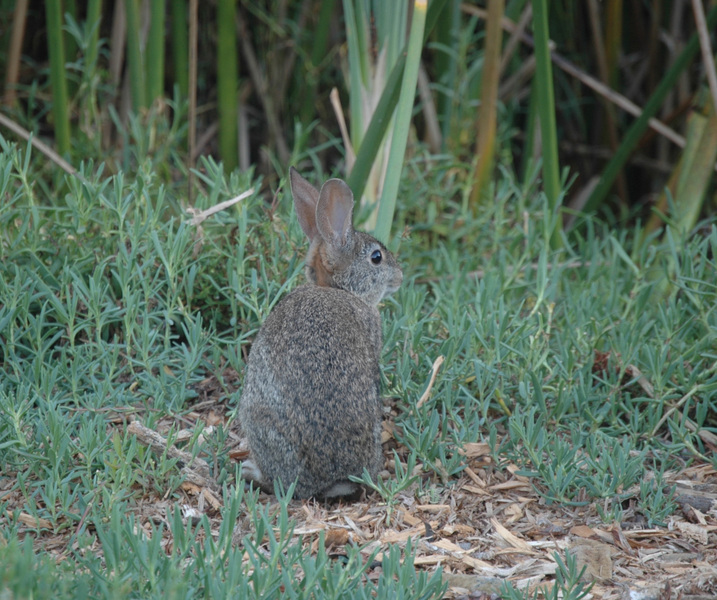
[0,134,715,597]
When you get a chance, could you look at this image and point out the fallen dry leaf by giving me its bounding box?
[458,442,491,458]
[325,527,349,546]
[570,524,598,538]
[17,512,53,530]
[567,538,613,582]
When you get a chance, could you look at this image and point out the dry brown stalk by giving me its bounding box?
[415,356,445,410]
[691,0,717,118]
[127,420,220,494]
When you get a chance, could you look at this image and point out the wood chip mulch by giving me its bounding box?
[3,370,716,600]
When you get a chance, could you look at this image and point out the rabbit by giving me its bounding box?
[238,167,403,499]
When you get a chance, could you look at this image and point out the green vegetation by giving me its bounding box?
[1,1,716,599]
[1,134,714,597]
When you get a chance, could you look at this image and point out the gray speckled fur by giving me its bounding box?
[238,168,402,499]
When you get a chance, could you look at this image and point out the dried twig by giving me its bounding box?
[127,420,219,493]
[416,356,445,410]
[418,63,442,153]
[3,0,28,106]
[0,112,82,179]
[237,11,290,165]
[330,87,355,172]
[498,3,532,76]
[650,384,703,437]
[691,0,717,118]
[185,188,255,225]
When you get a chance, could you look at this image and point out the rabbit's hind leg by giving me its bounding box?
[245,420,304,495]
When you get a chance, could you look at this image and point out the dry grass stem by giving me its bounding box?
[185,187,255,225]
[498,3,532,76]
[418,63,442,152]
[127,421,219,492]
[238,13,289,164]
[0,112,81,179]
[691,0,717,117]
[3,0,28,106]
[330,87,356,172]
[415,355,445,410]
[649,384,702,438]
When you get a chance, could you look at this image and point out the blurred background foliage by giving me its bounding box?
[0,0,716,235]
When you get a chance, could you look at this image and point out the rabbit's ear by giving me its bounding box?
[290,167,320,241]
[317,179,354,248]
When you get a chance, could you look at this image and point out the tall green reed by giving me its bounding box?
[125,0,147,111]
[217,0,239,172]
[45,0,71,155]
[470,0,504,208]
[530,0,562,249]
[146,0,166,105]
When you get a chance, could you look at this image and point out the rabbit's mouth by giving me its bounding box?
[385,271,404,295]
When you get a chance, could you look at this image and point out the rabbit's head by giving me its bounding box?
[289,168,403,307]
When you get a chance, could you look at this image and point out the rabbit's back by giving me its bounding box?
[239,284,384,498]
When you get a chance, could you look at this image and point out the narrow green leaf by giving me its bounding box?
[85,0,102,74]
[647,93,717,300]
[530,0,562,249]
[671,105,717,234]
[63,0,78,87]
[342,0,370,146]
[609,237,640,276]
[347,0,448,202]
[374,0,428,243]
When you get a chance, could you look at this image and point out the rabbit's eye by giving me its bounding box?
[370,249,383,265]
